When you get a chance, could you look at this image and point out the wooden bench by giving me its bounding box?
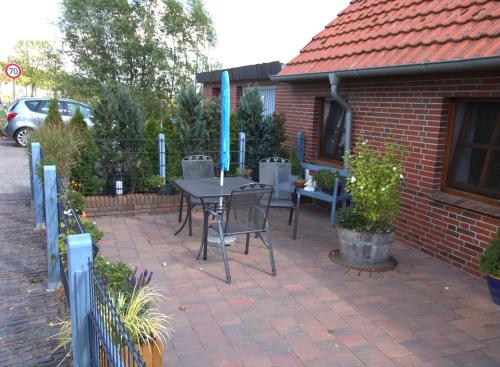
[295,162,350,230]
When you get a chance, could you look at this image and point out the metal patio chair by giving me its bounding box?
[259,157,299,239]
[197,183,276,284]
[176,155,215,236]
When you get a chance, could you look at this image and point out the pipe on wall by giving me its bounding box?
[328,73,352,169]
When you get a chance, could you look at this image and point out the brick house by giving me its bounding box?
[197,61,282,116]
[271,0,500,277]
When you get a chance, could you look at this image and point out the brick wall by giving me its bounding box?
[85,193,180,217]
[202,80,275,113]
[276,71,500,277]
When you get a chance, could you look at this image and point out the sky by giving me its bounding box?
[0,0,350,68]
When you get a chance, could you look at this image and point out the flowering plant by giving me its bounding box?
[338,140,405,233]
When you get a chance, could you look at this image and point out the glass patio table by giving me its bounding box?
[173,176,255,260]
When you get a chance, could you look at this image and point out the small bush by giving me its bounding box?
[337,207,370,232]
[314,169,338,192]
[339,140,405,233]
[69,107,101,194]
[45,97,63,126]
[144,175,164,192]
[81,219,104,243]
[480,230,500,277]
[30,123,84,179]
[94,255,134,293]
[59,188,86,214]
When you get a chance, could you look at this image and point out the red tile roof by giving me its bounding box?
[278,0,500,76]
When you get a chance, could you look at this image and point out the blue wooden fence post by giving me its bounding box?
[43,165,60,290]
[296,132,305,163]
[158,133,166,184]
[32,142,44,229]
[238,132,246,171]
[67,233,92,367]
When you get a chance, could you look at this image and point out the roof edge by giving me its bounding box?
[270,56,500,82]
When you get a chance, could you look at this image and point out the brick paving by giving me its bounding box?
[0,140,67,366]
[96,205,500,367]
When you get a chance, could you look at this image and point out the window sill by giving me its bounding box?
[311,159,344,169]
[431,192,500,218]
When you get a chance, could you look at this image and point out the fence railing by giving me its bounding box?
[32,144,145,366]
[89,265,145,367]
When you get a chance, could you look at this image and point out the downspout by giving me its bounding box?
[328,73,352,169]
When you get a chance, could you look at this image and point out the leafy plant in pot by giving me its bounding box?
[337,140,405,269]
[480,229,500,305]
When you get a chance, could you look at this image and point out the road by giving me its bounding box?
[0,138,30,194]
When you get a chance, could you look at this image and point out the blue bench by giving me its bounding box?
[295,162,350,231]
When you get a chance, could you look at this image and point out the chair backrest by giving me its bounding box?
[259,157,292,200]
[225,183,273,234]
[182,155,214,179]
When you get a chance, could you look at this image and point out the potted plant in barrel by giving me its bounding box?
[480,229,500,305]
[336,140,404,269]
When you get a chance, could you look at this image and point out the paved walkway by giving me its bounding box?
[0,139,66,366]
[96,206,500,367]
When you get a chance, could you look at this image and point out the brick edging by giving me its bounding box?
[85,193,180,217]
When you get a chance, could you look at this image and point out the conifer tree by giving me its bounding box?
[45,97,63,126]
[69,107,100,194]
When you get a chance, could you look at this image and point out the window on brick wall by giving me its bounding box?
[444,100,500,203]
[319,99,346,163]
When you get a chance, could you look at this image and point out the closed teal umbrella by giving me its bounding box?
[220,71,230,196]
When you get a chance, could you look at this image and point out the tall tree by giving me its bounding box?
[59,0,217,118]
[9,40,62,96]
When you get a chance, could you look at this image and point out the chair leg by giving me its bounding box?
[178,191,184,223]
[245,233,250,255]
[217,220,231,284]
[293,195,301,240]
[330,201,336,228]
[197,210,209,260]
[265,221,276,276]
[188,205,193,236]
[288,208,294,225]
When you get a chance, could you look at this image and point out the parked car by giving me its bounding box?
[2,98,93,146]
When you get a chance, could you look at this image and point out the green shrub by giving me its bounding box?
[94,255,134,293]
[480,230,500,277]
[287,149,303,176]
[81,219,104,243]
[144,175,164,192]
[59,188,86,214]
[69,107,101,194]
[337,207,370,232]
[340,140,405,233]
[45,97,63,126]
[175,85,206,155]
[314,169,339,192]
[30,123,84,179]
[237,86,286,180]
[93,84,146,194]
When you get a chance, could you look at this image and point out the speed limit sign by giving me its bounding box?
[5,63,22,79]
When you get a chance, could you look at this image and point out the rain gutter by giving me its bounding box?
[269,56,500,82]
[270,56,500,170]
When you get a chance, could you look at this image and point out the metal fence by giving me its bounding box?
[34,145,146,366]
[89,264,145,367]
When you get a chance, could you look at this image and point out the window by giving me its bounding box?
[319,99,346,163]
[37,100,66,115]
[444,100,500,203]
[79,105,92,119]
[25,100,42,112]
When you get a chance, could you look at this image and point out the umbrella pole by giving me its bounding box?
[219,170,224,209]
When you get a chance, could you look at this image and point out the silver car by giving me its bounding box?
[2,98,93,146]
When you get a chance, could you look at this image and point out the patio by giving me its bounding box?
[96,205,500,367]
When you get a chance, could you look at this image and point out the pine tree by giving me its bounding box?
[237,86,287,179]
[175,85,206,155]
[69,107,100,194]
[45,97,63,126]
[93,84,146,193]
